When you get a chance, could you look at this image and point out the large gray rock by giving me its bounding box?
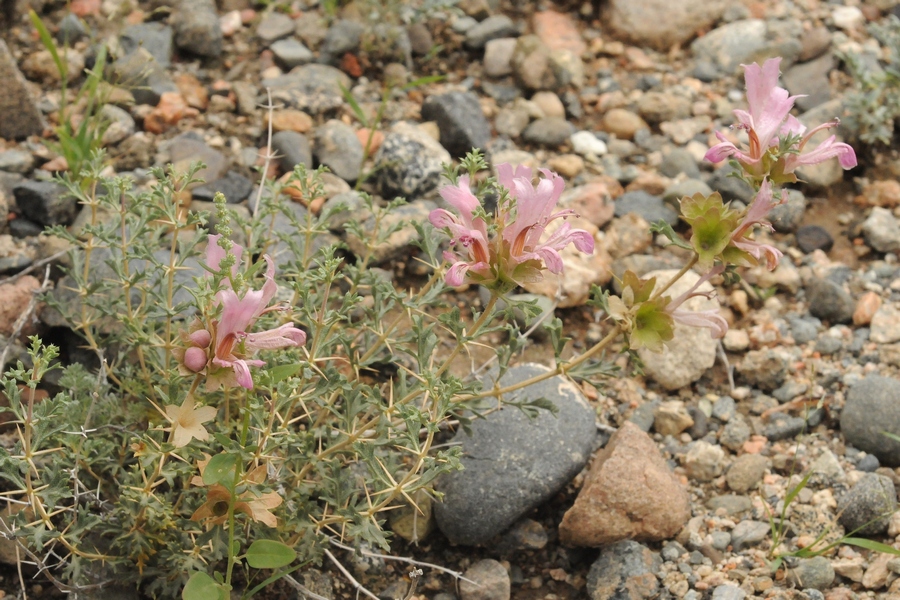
[264,64,352,115]
[171,0,223,57]
[806,277,854,324]
[0,40,45,140]
[314,120,364,183]
[434,363,597,546]
[837,473,897,536]
[272,131,313,172]
[13,181,75,226]
[604,0,729,51]
[842,376,900,467]
[374,122,451,199]
[421,92,491,158]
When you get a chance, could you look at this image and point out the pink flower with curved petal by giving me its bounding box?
[429,175,493,287]
[666,265,730,339]
[730,179,784,270]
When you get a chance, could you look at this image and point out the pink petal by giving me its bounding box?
[785,135,858,171]
[445,261,470,286]
[244,324,306,350]
[670,308,729,338]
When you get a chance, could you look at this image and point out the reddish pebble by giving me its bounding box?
[144,92,198,134]
[340,53,363,78]
[356,128,384,154]
[240,9,257,24]
[853,291,882,326]
[70,0,101,17]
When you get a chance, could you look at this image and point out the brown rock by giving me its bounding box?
[175,73,209,110]
[559,421,691,546]
[0,275,41,336]
[857,180,900,208]
[653,401,694,436]
[854,291,883,326]
[600,108,648,140]
[559,180,618,229]
[532,11,586,56]
[267,109,314,133]
[0,40,45,140]
[144,92,198,134]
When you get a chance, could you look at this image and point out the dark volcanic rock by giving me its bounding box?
[434,363,597,546]
[13,181,76,226]
[421,91,491,158]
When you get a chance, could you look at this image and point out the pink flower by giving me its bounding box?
[705,57,856,176]
[666,266,729,339]
[497,165,595,277]
[730,179,784,270]
[429,175,492,286]
[178,237,306,391]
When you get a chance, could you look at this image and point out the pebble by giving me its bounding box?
[171,0,223,57]
[586,541,661,600]
[770,189,808,233]
[605,0,730,50]
[614,190,678,226]
[720,417,751,452]
[257,12,296,44]
[13,180,76,226]
[271,131,313,172]
[375,122,451,199]
[434,364,596,545]
[730,520,770,551]
[870,303,900,343]
[270,38,314,68]
[853,291,882,326]
[119,22,174,67]
[465,14,518,49]
[863,208,900,253]
[421,91,491,157]
[600,108,649,140]
[264,64,351,115]
[787,557,836,591]
[0,40,46,140]
[837,472,897,535]
[521,116,575,147]
[806,277,855,324]
[192,171,253,205]
[726,453,768,493]
[712,585,745,600]
[0,149,34,174]
[683,440,725,482]
[570,131,608,156]
[314,120,364,183]
[706,494,752,515]
[0,275,41,336]
[796,225,834,253]
[842,375,900,467]
[483,38,517,78]
[560,422,691,546]
[459,559,510,600]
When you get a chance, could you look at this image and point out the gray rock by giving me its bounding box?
[459,559,510,600]
[711,396,736,422]
[0,150,34,174]
[421,91,491,157]
[837,472,897,536]
[719,416,751,452]
[483,38,517,78]
[604,0,729,50]
[272,131,313,172]
[712,585,745,600]
[58,13,89,45]
[192,171,253,205]
[659,149,700,178]
[521,117,575,147]
[814,335,842,355]
[706,164,755,202]
[494,106,530,138]
[407,22,433,55]
[773,381,809,403]
[157,133,228,188]
[787,315,820,344]
[314,120,364,183]
[787,557,834,591]
[111,48,177,106]
[270,38,314,69]
[0,40,45,140]
[614,191,678,225]
[586,541,661,600]
[629,400,660,432]
[796,225,834,254]
[465,15,518,49]
[691,20,769,75]
[257,12,296,44]
[765,412,814,441]
[857,454,880,472]
[264,64,352,115]
[706,494,752,515]
[662,179,713,205]
[120,22,173,67]
[862,207,900,253]
[684,441,725,481]
[321,19,364,56]
[783,53,835,112]
[806,278,854,324]
[730,520,769,550]
[738,349,787,391]
[375,122,451,199]
[171,0,222,58]
[434,363,596,546]
[661,541,687,562]
[13,181,75,226]
[769,189,807,233]
[726,453,767,493]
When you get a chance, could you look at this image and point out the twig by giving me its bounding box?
[0,266,53,376]
[0,249,69,286]
[323,548,380,600]
[716,340,735,393]
[251,87,277,219]
[328,538,477,585]
[283,575,332,600]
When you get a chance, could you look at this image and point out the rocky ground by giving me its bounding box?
[3,0,900,598]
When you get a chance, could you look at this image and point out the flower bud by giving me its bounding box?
[184,347,208,372]
[189,329,212,348]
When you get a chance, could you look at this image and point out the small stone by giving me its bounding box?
[314,120,364,183]
[712,585,745,600]
[0,275,41,336]
[837,473,897,536]
[271,131,313,172]
[796,225,834,254]
[787,557,835,591]
[707,494,752,515]
[683,441,725,482]
[659,148,700,178]
[460,559,510,600]
[870,303,900,343]
[547,154,583,178]
[604,0,729,50]
[533,10,585,56]
[726,453,768,493]
[0,150,34,174]
[586,541,661,600]
[13,181,75,226]
[483,38,517,78]
[421,91,491,158]
[375,122,451,199]
[654,401,694,436]
[614,190,678,225]
[522,117,575,147]
[268,109,314,133]
[112,48,177,106]
[264,64,351,115]
[730,520,770,550]
[120,22,174,67]
[406,22,433,55]
[257,12,296,44]
[806,278,855,324]
[0,40,46,139]
[559,421,691,546]
[853,292,882,327]
[570,131,608,156]
[171,0,223,57]
[465,15,518,49]
[833,6,865,30]
[270,38,314,68]
[192,171,253,205]
[770,189,808,232]
[601,108,648,140]
[720,417,752,452]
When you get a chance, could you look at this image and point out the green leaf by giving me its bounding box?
[268,363,301,384]
[29,11,65,81]
[843,538,900,555]
[202,453,239,488]
[183,572,224,600]
[245,540,297,569]
[649,220,693,251]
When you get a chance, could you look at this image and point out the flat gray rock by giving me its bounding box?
[264,64,352,115]
[841,375,900,467]
[434,363,596,546]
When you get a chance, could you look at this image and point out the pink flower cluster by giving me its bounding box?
[179,235,306,390]
[429,164,594,290]
[705,58,857,178]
